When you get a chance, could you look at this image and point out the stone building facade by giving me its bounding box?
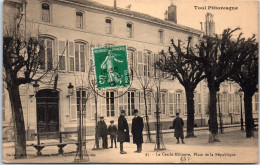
[3,0,258,140]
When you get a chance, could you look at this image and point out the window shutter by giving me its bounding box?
[89,44,95,67]
[154,91,158,116]
[180,92,183,115]
[123,91,128,112]
[183,92,187,115]
[195,93,198,114]
[58,40,66,71]
[75,43,79,71]
[219,93,222,113]
[173,92,176,115]
[135,91,139,114]
[101,93,106,116]
[70,92,77,121]
[198,93,202,114]
[165,91,168,115]
[169,92,174,115]
[68,41,75,72]
[133,51,137,70]
[229,94,233,113]
[137,51,142,76]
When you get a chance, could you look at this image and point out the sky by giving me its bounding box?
[92,0,259,39]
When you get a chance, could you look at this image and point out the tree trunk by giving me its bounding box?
[244,92,254,138]
[185,89,196,138]
[143,89,152,142]
[208,87,220,143]
[7,84,27,159]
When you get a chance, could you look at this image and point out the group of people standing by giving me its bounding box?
[97,109,144,154]
[97,110,185,154]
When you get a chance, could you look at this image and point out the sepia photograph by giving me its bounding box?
[2,0,259,163]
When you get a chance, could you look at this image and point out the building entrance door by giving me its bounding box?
[36,89,59,137]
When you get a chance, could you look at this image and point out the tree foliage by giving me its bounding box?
[184,28,252,141]
[156,36,205,137]
[3,26,50,158]
[229,34,258,137]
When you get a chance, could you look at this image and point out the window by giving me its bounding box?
[174,92,182,114]
[153,53,159,78]
[42,3,50,22]
[58,41,66,70]
[70,88,87,121]
[234,93,239,114]
[127,23,133,38]
[39,38,54,70]
[128,91,135,116]
[161,92,166,114]
[137,51,143,76]
[76,12,83,28]
[89,94,96,119]
[139,92,145,116]
[143,52,148,76]
[222,92,228,114]
[106,92,115,117]
[228,94,233,113]
[118,91,128,112]
[159,30,164,43]
[147,92,152,115]
[147,51,152,77]
[75,43,86,72]
[105,18,112,34]
[197,93,202,114]
[77,89,87,112]
[184,95,187,115]
[169,92,174,115]
[137,51,152,77]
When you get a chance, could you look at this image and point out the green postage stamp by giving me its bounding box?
[92,45,130,89]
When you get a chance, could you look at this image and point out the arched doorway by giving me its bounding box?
[36,89,59,134]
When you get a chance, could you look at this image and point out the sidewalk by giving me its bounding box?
[2,123,244,148]
[2,126,258,163]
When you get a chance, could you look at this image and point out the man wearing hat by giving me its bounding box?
[117,110,130,154]
[107,120,117,148]
[172,112,185,144]
[131,109,144,153]
[97,116,108,149]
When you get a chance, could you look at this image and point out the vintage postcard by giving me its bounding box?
[2,0,258,163]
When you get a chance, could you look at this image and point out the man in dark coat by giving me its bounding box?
[131,109,144,153]
[117,110,130,154]
[107,120,117,148]
[97,116,108,149]
[173,113,185,144]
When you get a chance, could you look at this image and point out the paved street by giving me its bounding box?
[2,127,258,163]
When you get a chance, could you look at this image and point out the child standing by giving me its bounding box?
[108,120,117,148]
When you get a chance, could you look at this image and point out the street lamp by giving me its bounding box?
[67,83,74,97]
[238,89,244,131]
[30,81,40,97]
[33,81,40,93]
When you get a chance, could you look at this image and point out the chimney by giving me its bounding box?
[114,0,117,10]
[167,1,177,23]
[204,13,215,36]
[200,22,203,31]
